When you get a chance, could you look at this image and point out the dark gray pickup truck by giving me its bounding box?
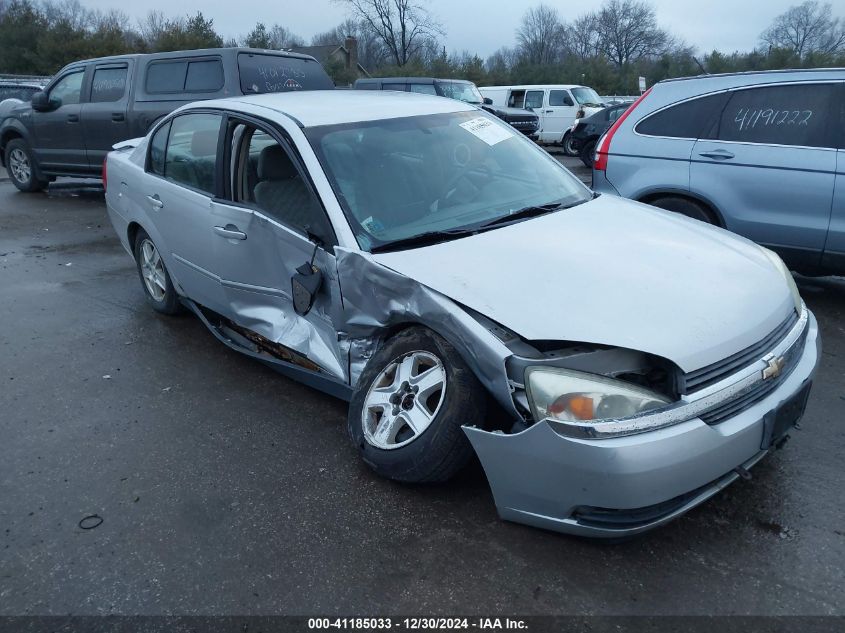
[0,47,334,192]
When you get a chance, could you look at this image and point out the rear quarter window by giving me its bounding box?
[636,92,729,139]
[146,59,223,94]
[237,53,334,94]
[707,83,836,148]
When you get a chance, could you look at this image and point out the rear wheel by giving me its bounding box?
[579,139,597,167]
[133,229,182,315]
[647,196,716,224]
[348,327,485,483]
[5,139,47,193]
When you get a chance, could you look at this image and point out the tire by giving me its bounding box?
[579,139,597,168]
[5,139,48,193]
[562,131,578,156]
[648,196,716,224]
[348,327,486,483]
[133,229,182,315]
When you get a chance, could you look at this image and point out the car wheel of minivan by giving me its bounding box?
[133,229,183,315]
[348,327,485,484]
[562,132,578,156]
[5,139,48,193]
[648,196,716,225]
[579,139,597,167]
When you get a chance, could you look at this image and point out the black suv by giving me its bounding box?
[0,48,333,192]
[354,77,540,139]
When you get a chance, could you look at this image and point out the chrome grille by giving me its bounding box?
[681,311,799,394]
[700,322,808,425]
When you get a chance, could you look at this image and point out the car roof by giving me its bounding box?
[356,77,472,84]
[60,47,317,69]
[659,67,845,84]
[480,85,586,90]
[194,90,477,127]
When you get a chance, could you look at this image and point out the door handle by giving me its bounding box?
[213,224,247,240]
[146,194,163,209]
[545,109,553,113]
[699,149,735,161]
[111,113,125,122]
[67,114,79,123]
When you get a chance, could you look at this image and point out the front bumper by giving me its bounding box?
[463,310,820,538]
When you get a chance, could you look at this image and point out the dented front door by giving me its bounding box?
[208,198,347,380]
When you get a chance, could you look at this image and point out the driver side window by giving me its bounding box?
[49,71,84,107]
[231,122,332,242]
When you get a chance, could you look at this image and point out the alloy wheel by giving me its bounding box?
[9,148,31,184]
[362,351,447,450]
[139,239,167,302]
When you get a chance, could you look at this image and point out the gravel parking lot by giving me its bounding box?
[0,157,843,616]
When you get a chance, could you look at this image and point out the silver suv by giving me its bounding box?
[592,69,845,276]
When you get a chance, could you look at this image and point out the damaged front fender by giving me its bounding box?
[335,248,518,417]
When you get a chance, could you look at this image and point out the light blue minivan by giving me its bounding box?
[592,69,845,276]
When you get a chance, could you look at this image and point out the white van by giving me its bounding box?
[479,84,605,153]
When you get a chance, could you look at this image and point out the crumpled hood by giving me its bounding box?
[372,195,795,372]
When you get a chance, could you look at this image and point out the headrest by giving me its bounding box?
[258,144,297,181]
[191,129,219,156]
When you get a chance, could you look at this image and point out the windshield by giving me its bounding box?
[306,111,591,251]
[572,87,603,107]
[437,81,484,104]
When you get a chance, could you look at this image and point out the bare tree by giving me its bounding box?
[564,13,601,61]
[267,24,305,48]
[594,0,669,68]
[761,1,845,59]
[311,18,387,69]
[515,4,563,65]
[334,0,443,66]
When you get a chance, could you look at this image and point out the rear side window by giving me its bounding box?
[237,53,334,94]
[383,83,406,92]
[163,113,222,195]
[410,84,437,95]
[636,92,729,139]
[91,66,127,102]
[707,83,836,148]
[146,59,223,94]
[549,90,572,107]
[148,120,171,176]
[185,60,224,92]
[525,90,544,109]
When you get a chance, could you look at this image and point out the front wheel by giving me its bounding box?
[5,139,48,192]
[348,327,486,483]
[562,132,578,156]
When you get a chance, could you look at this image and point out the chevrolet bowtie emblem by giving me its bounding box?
[762,355,786,380]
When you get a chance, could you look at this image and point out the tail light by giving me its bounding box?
[594,88,652,172]
[102,157,108,192]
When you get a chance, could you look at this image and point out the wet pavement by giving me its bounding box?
[0,163,843,616]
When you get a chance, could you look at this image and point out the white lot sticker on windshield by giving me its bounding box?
[459,117,514,146]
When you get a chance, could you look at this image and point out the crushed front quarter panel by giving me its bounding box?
[334,248,518,416]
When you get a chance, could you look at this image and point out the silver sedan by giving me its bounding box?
[104,90,820,538]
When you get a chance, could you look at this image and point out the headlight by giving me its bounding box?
[525,367,670,423]
[760,247,802,314]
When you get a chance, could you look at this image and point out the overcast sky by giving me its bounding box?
[80,0,807,58]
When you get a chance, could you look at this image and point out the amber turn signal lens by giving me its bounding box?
[548,394,595,420]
